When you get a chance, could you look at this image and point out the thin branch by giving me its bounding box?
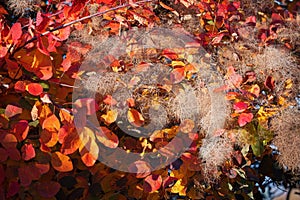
[14,0,155,53]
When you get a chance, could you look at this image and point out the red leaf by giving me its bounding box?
[7,147,21,161]
[12,120,29,142]
[212,33,225,45]
[0,45,8,58]
[0,148,8,162]
[11,23,22,44]
[5,105,22,118]
[233,102,248,113]
[245,16,256,25]
[0,5,8,15]
[0,164,4,184]
[95,126,119,148]
[26,83,43,96]
[14,81,26,92]
[143,174,162,193]
[170,67,185,84]
[162,49,178,60]
[21,143,36,161]
[238,113,253,127]
[36,181,60,198]
[7,180,20,198]
[37,36,50,56]
[271,13,283,24]
[96,0,115,4]
[51,151,73,172]
[18,163,41,187]
[0,133,17,148]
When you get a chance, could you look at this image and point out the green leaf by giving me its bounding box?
[29,120,39,127]
[207,20,215,25]
[251,139,264,157]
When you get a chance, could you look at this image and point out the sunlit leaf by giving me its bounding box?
[143,174,162,193]
[170,67,185,84]
[10,22,22,44]
[95,126,119,148]
[58,124,80,155]
[101,109,118,124]
[5,105,22,118]
[26,83,43,96]
[128,108,144,127]
[233,102,248,113]
[51,151,73,172]
[170,179,186,196]
[238,113,253,127]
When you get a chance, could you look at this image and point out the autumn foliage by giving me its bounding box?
[0,0,300,199]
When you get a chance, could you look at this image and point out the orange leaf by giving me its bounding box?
[265,76,275,91]
[127,108,144,127]
[59,109,73,124]
[26,83,43,96]
[51,151,73,172]
[238,113,253,127]
[58,124,80,155]
[81,152,97,167]
[40,129,58,147]
[170,67,185,84]
[101,110,118,124]
[42,114,60,132]
[5,105,22,118]
[95,126,119,148]
[143,174,162,193]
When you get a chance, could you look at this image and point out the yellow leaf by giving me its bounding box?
[101,110,118,124]
[278,96,286,106]
[257,107,277,124]
[284,79,293,89]
[171,61,185,68]
[171,179,186,196]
